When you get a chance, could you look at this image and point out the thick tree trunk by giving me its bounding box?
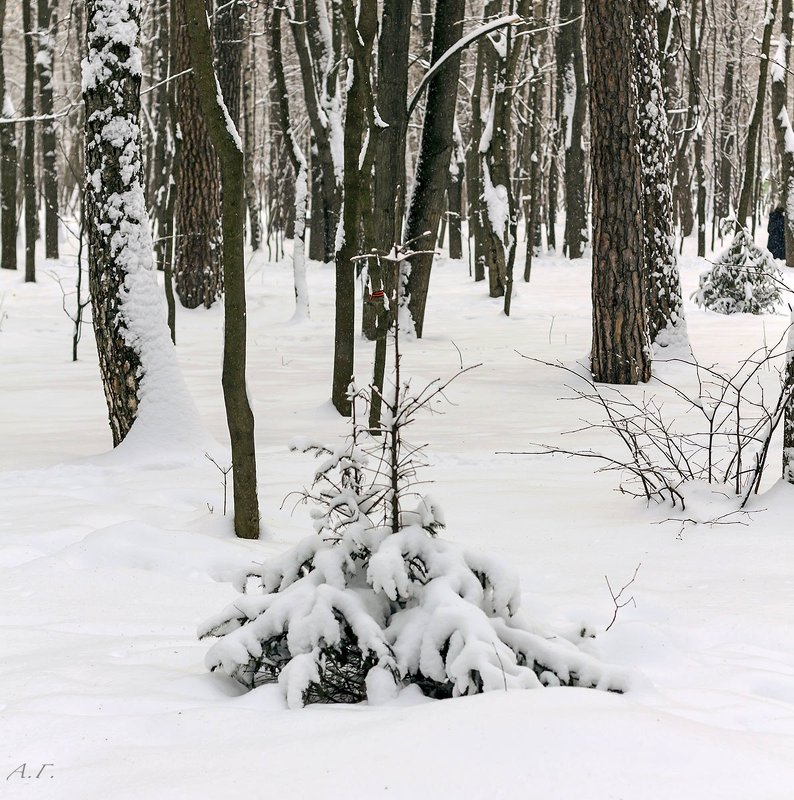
[173,0,222,309]
[0,0,17,271]
[403,0,466,338]
[587,0,651,385]
[738,0,778,226]
[632,0,684,346]
[23,0,36,283]
[184,0,260,539]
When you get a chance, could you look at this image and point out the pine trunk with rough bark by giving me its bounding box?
[173,0,222,309]
[587,0,651,385]
[185,0,260,539]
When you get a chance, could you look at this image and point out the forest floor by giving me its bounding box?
[2,230,794,798]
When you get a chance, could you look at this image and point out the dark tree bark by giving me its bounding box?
[363,0,412,340]
[331,0,377,416]
[403,0,466,338]
[242,36,261,250]
[771,0,794,266]
[465,0,499,284]
[185,0,261,539]
[557,0,587,259]
[290,0,342,263]
[23,0,36,282]
[0,0,17,271]
[716,0,737,222]
[173,0,222,309]
[215,0,244,127]
[37,0,58,259]
[632,0,684,345]
[447,122,465,260]
[587,0,651,385]
[738,0,778,226]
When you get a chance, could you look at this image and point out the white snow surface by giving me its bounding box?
[2,226,794,796]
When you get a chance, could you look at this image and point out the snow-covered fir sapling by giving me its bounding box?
[693,221,782,315]
[199,249,625,708]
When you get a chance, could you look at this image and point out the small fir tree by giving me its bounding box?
[200,255,625,707]
[694,224,782,315]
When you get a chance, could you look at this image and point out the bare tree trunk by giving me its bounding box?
[587,0,651,385]
[37,0,58,259]
[557,0,587,259]
[464,0,499,284]
[242,36,261,250]
[0,0,17,271]
[23,0,36,282]
[447,121,465,260]
[738,0,778,226]
[272,5,309,319]
[173,0,222,309]
[716,0,737,223]
[404,0,466,337]
[185,0,261,539]
[331,1,377,415]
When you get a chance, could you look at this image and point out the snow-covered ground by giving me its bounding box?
[2,231,794,798]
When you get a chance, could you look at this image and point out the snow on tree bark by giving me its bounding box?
[587,0,651,385]
[37,0,59,260]
[0,0,17,272]
[632,0,687,350]
[83,0,202,450]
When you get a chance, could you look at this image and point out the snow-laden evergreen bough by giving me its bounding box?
[200,350,626,707]
[694,224,782,315]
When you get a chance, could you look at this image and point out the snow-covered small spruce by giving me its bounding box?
[199,262,625,708]
[693,223,782,315]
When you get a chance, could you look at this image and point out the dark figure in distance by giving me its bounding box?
[767,206,786,260]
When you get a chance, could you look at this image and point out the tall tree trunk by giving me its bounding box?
[173,0,222,309]
[37,0,58,259]
[465,0,499,284]
[331,0,377,416]
[403,0,466,338]
[447,121,465,260]
[272,5,310,319]
[242,36,261,250]
[84,0,193,447]
[0,0,17,271]
[185,0,261,539]
[738,0,778,227]
[633,0,685,346]
[716,0,737,222]
[290,0,342,264]
[363,0,412,339]
[771,0,794,266]
[587,0,651,385]
[23,0,36,282]
[557,0,587,259]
